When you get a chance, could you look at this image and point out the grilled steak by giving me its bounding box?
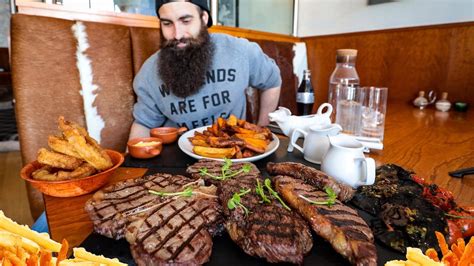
[186,159,260,186]
[274,175,377,266]
[267,162,355,202]
[85,173,195,239]
[219,175,313,264]
[85,173,222,265]
[126,186,221,265]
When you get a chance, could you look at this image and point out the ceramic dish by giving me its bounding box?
[178,126,279,163]
[20,150,124,197]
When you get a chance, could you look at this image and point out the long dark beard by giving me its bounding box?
[158,25,214,98]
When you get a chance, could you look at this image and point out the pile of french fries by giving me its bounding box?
[0,211,125,265]
[189,115,273,159]
[385,232,473,266]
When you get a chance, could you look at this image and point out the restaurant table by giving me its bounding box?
[43,101,474,264]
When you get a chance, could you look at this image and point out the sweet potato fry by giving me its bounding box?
[189,138,210,147]
[193,146,236,159]
[435,231,450,256]
[231,126,258,135]
[458,237,473,266]
[226,115,238,127]
[235,133,267,140]
[217,117,226,129]
[425,248,440,262]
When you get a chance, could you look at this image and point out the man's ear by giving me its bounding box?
[202,11,209,26]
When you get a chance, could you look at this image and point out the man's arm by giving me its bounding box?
[257,86,280,126]
[129,121,151,140]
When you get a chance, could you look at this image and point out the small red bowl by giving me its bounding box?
[150,127,187,144]
[20,150,124,197]
[127,137,163,159]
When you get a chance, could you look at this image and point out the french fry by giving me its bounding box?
[425,248,439,262]
[406,247,443,266]
[217,117,226,129]
[226,115,238,127]
[193,146,236,159]
[231,126,257,135]
[0,211,61,252]
[458,237,473,266]
[0,231,40,254]
[234,133,267,140]
[435,231,449,257]
[190,138,210,147]
[73,248,126,266]
[441,251,459,266]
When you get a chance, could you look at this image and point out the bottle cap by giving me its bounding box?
[336,49,357,64]
[441,92,448,100]
[336,49,358,57]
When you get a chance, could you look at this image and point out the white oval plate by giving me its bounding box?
[178,125,280,163]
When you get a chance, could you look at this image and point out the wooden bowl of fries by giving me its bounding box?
[20,150,124,197]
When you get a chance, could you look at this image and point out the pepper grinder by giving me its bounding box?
[435,92,451,112]
[413,91,428,109]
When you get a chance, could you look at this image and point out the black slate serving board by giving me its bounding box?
[80,208,404,266]
[84,138,405,265]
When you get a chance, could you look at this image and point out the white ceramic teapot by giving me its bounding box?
[290,123,342,164]
[268,103,333,152]
[321,135,376,188]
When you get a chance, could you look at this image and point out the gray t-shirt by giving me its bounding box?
[132,33,281,129]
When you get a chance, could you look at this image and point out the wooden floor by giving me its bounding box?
[0,151,33,225]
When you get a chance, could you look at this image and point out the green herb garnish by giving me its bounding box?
[227,188,251,215]
[199,159,252,181]
[444,213,474,220]
[149,187,193,197]
[255,179,271,204]
[264,178,291,211]
[299,187,337,207]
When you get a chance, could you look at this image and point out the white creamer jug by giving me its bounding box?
[290,123,342,164]
[268,103,333,152]
[321,135,376,188]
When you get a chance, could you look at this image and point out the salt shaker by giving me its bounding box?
[435,92,451,112]
[413,91,428,109]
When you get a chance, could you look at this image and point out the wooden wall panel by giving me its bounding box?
[303,22,474,109]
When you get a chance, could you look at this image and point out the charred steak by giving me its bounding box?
[85,173,222,265]
[275,175,377,266]
[85,173,195,239]
[218,175,313,264]
[267,162,355,202]
[126,186,221,265]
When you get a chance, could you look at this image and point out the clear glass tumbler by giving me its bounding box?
[335,85,364,135]
[360,87,388,141]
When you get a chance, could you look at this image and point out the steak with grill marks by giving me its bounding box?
[186,159,260,186]
[267,162,355,202]
[219,175,313,264]
[274,175,377,266]
[85,173,196,239]
[126,186,221,265]
[85,173,222,265]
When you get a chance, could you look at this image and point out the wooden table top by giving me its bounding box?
[43,101,474,249]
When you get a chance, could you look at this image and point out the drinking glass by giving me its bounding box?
[360,87,388,141]
[335,85,364,135]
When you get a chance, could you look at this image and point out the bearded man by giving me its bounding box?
[129,0,281,139]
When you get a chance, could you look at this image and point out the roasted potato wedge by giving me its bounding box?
[193,146,237,159]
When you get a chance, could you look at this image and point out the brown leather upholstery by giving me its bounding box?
[10,14,297,219]
[130,27,161,75]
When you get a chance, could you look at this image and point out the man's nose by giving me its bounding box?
[173,24,185,40]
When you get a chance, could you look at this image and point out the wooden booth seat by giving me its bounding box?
[10,14,298,219]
